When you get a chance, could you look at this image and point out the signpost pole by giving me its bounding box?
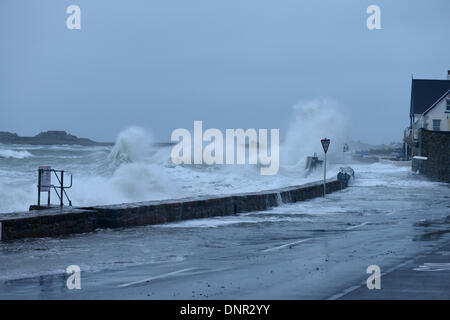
[60,170,64,207]
[323,152,326,197]
[320,138,330,198]
[37,168,41,206]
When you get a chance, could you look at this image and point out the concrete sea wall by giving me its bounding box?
[0,175,351,241]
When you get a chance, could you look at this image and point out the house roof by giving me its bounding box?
[410,79,450,116]
[423,89,450,116]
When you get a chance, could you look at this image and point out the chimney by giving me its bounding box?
[448,70,450,80]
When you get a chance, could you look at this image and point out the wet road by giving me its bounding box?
[0,162,449,299]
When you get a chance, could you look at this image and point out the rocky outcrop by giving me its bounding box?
[0,131,112,146]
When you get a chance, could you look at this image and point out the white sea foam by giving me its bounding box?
[0,182,35,213]
[156,214,311,228]
[0,101,356,213]
[0,149,33,159]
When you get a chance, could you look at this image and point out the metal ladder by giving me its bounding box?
[37,166,73,207]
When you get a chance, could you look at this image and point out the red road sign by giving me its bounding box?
[321,138,330,154]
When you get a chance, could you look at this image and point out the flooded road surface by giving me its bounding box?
[1,162,449,299]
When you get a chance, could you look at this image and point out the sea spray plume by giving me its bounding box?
[107,126,155,166]
[68,162,173,206]
[281,98,349,170]
[0,182,35,213]
[109,163,171,201]
[67,126,174,205]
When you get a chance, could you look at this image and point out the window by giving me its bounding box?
[447,99,450,112]
[432,119,441,131]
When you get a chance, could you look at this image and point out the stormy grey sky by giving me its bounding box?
[1,0,449,144]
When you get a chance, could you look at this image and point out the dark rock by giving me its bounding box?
[0,130,112,146]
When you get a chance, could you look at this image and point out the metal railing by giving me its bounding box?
[37,168,73,207]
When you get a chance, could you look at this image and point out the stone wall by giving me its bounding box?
[0,175,351,241]
[0,208,98,241]
[418,129,450,183]
[88,179,344,229]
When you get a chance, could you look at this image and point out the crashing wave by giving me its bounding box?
[0,149,33,159]
[281,98,349,170]
[107,126,155,166]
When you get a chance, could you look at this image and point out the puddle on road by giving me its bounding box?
[413,230,450,241]
[413,263,450,272]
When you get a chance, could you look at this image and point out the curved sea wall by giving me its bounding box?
[0,174,352,241]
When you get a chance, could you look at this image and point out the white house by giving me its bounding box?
[416,89,450,132]
[410,71,450,134]
[404,71,450,158]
